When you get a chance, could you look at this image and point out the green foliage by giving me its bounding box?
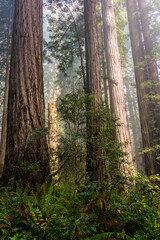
[16,160,41,177]
[27,127,49,147]
[0,174,160,239]
[44,0,84,99]
[84,231,132,240]
[46,0,84,75]
[54,90,127,185]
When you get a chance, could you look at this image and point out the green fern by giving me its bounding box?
[84,231,132,240]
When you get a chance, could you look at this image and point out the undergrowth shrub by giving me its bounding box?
[54,90,128,186]
[0,91,160,239]
[0,174,159,239]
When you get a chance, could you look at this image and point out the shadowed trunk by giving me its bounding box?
[84,0,104,182]
[0,0,50,187]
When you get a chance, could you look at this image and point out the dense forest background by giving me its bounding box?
[0,0,160,239]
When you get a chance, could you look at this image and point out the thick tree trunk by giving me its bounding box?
[84,0,102,103]
[0,2,12,168]
[126,0,157,175]
[137,0,160,173]
[0,0,50,187]
[137,0,159,86]
[101,0,134,176]
[84,0,104,182]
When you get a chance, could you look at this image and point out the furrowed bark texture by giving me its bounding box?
[1,0,50,187]
[126,0,159,175]
[138,0,159,87]
[84,0,102,103]
[137,0,160,174]
[84,0,104,182]
[101,0,134,176]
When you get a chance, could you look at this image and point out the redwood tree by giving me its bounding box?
[101,0,134,176]
[126,0,160,175]
[0,0,50,187]
[84,0,104,182]
[137,0,160,173]
[137,0,159,88]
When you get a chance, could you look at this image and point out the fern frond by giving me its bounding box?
[84,231,132,240]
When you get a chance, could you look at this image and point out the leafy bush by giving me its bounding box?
[54,90,128,186]
[1,91,159,239]
[0,174,160,239]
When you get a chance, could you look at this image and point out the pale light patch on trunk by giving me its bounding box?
[48,102,58,179]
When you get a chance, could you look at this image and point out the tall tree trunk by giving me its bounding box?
[0,1,12,168]
[125,81,144,172]
[126,0,157,175]
[137,0,159,85]
[100,18,110,106]
[137,0,160,173]
[84,0,104,182]
[84,0,102,103]
[0,0,50,187]
[98,1,110,105]
[101,0,134,176]
[132,92,145,171]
